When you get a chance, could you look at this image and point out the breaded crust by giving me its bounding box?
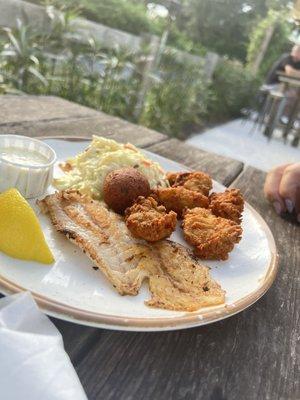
[167,171,212,196]
[182,207,242,260]
[125,196,177,242]
[209,189,244,223]
[154,186,209,217]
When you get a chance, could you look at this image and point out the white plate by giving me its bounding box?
[0,137,278,331]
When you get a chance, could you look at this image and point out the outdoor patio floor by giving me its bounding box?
[187,119,300,172]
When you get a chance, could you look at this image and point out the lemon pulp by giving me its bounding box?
[0,188,54,264]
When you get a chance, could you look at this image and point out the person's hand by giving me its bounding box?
[264,163,300,222]
[285,65,300,78]
[285,65,295,76]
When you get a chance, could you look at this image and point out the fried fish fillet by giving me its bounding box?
[125,196,177,242]
[38,190,149,295]
[145,241,225,311]
[182,207,242,260]
[167,171,212,196]
[209,189,244,224]
[39,190,225,311]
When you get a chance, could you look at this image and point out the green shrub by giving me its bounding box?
[208,58,260,121]
[140,59,211,138]
[247,10,292,80]
[30,0,159,36]
[0,24,48,93]
[28,0,206,56]
[0,9,259,139]
[167,25,206,56]
[74,0,153,36]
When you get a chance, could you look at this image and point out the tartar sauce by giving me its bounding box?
[0,135,56,198]
[0,147,49,166]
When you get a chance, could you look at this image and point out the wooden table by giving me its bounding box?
[0,95,299,400]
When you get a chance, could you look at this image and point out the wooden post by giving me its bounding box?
[153,29,169,70]
[134,34,160,119]
[251,24,276,74]
[204,52,220,80]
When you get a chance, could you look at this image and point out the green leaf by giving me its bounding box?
[6,31,22,55]
[28,66,48,86]
[0,50,16,57]
[30,55,40,65]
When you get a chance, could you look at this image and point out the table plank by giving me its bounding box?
[69,167,299,400]
[52,318,101,362]
[0,95,99,124]
[279,75,300,87]
[146,138,244,186]
[0,95,243,178]
[0,115,166,148]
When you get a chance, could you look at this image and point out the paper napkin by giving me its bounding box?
[0,292,88,400]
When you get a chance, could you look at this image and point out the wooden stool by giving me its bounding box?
[282,90,300,143]
[291,123,300,147]
[262,90,288,139]
[246,85,270,133]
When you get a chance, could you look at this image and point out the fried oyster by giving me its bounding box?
[209,189,244,224]
[167,171,212,196]
[182,208,242,260]
[154,187,209,217]
[125,196,177,242]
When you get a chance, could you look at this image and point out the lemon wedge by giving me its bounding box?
[0,188,54,264]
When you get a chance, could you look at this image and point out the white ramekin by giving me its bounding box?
[0,135,57,198]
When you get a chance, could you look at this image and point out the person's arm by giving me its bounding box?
[285,64,300,78]
[264,163,300,222]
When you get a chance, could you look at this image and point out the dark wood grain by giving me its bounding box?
[52,318,101,362]
[146,138,244,186]
[0,95,99,124]
[0,115,123,137]
[0,115,166,148]
[0,95,166,147]
[67,167,299,400]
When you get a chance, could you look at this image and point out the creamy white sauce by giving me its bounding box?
[0,146,48,166]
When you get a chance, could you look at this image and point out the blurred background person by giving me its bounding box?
[264,45,300,121]
[265,44,300,86]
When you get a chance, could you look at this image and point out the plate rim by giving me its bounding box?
[0,135,279,330]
